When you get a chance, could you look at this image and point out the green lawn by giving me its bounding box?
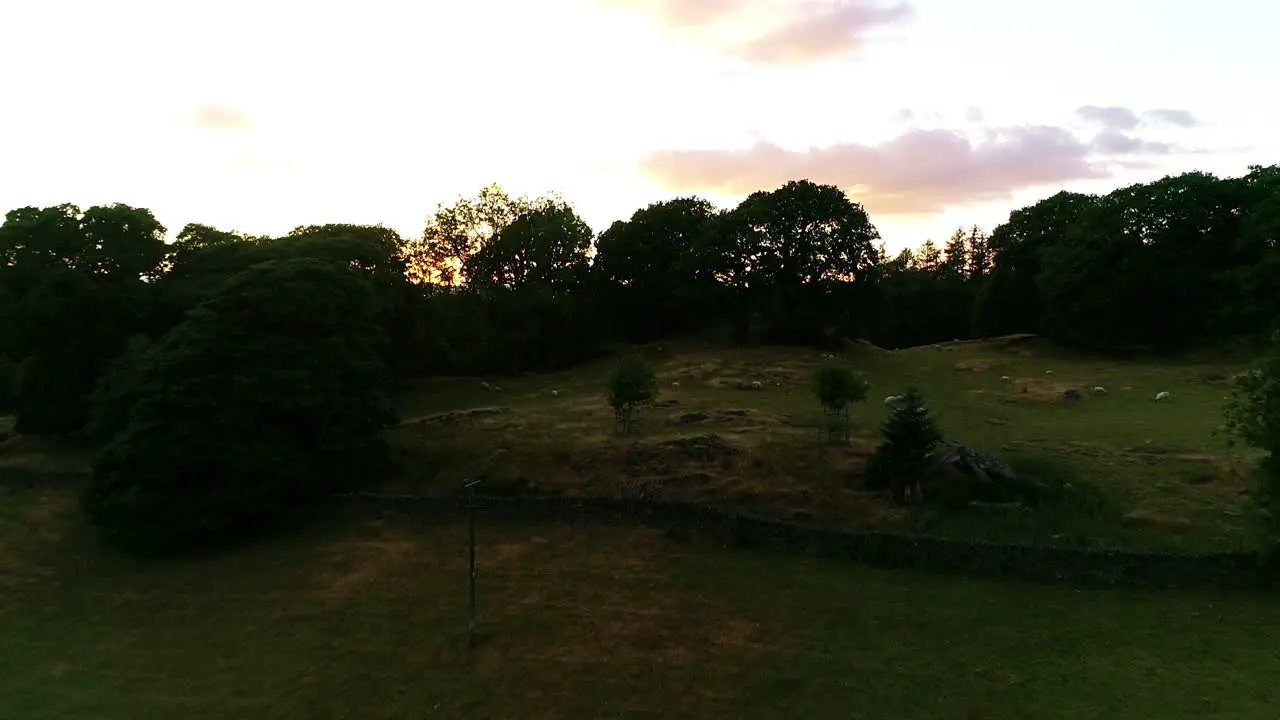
[387,337,1263,552]
[2,487,1279,719]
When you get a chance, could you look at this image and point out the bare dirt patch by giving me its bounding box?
[624,434,742,477]
[397,406,511,428]
[955,359,996,372]
[1011,380,1088,404]
[1121,509,1194,529]
[467,527,769,676]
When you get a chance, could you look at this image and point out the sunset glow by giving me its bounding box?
[1,0,1276,252]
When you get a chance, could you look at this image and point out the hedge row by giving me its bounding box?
[333,492,1280,592]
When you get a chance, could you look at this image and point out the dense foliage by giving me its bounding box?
[1223,331,1280,548]
[80,259,396,550]
[1,165,1278,550]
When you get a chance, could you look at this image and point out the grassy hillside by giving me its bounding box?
[387,337,1262,552]
[2,487,1279,719]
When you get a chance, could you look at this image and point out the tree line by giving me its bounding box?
[0,166,1277,548]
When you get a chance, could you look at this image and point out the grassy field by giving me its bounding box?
[3,486,1280,719]
[386,336,1263,552]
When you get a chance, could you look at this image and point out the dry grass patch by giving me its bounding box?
[954,358,999,372]
[0,489,73,591]
[317,523,419,604]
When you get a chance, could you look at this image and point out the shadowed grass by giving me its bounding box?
[2,491,1279,719]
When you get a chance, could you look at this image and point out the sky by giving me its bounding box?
[1,0,1277,254]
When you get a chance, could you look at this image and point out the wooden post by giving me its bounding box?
[464,478,482,649]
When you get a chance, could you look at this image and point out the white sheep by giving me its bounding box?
[493,385,503,392]
[480,381,491,390]
[751,380,762,389]
[1155,391,1171,402]
[1093,386,1107,394]
[1044,370,1054,375]
[1000,375,1012,383]
[671,381,680,390]
[550,390,560,397]
[883,395,903,406]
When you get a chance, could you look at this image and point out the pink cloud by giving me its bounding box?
[600,0,743,27]
[601,0,913,64]
[637,124,1179,215]
[734,1,912,65]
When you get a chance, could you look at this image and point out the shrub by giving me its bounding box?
[812,362,869,413]
[81,259,398,552]
[812,362,869,444]
[606,354,657,434]
[866,387,941,503]
[1222,329,1280,551]
[85,335,155,442]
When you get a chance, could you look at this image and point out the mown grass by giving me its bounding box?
[2,488,1279,719]
[387,337,1263,552]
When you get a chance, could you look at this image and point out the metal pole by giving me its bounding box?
[465,478,482,649]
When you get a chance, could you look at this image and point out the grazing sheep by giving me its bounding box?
[883,395,903,406]
[751,380,762,389]
[1155,391,1171,402]
[1093,386,1107,394]
[550,390,560,397]
[1044,370,1054,375]
[480,381,491,390]
[1000,375,1012,383]
[671,381,680,390]
[492,385,503,392]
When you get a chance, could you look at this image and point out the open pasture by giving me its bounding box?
[2,489,1279,719]
[388,337,1261,551]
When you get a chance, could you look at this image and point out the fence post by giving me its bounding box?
[464,477,483,649]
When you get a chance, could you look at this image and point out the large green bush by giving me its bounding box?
[1222,330,1280,550]
[81,259,398,551]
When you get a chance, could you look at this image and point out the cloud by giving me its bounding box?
[187,103,253,132]
[1076,105,1202,131]
[600,0,913,64]
[732,1,913,65]
[1144,108,1199,127]
[637,120,1193,215]
[1074,105,1140,131]
[600,0,742,28]
[964,106,984,123]
[1088,130,1173,155]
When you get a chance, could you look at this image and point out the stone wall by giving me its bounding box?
[333,492,1279,592]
